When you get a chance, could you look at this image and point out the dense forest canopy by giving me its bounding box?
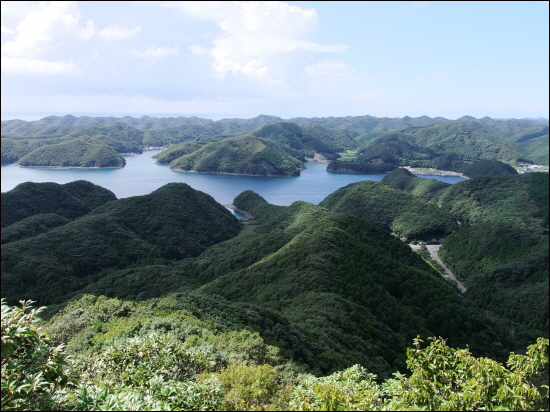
[3,298,548,411]
[2,114,548,173]
[168,134,305,176]
[1,113,548,411]
[2,174,547,369]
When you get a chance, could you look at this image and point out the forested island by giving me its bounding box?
[168,134,305,176]
[17,139,125,168]
[1,113,549,410]
[2,114,548,174]
[1,161,548,409]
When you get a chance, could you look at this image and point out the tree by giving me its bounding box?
[1,299,70,411]
[387,336,549,411]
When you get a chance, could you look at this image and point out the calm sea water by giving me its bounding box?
[1,150,465,206]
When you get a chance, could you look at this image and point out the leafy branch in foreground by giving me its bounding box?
[387,336,549,411]
[2,299,548,411]
[1,299,70,411]
[290,336,549,411]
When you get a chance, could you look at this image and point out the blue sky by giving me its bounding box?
[1,1,548,121]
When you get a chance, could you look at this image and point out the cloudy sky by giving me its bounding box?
[1,1,548,121]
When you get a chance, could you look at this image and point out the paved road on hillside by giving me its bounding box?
[410,244,467,293]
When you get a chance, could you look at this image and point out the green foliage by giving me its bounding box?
[289,364,382,411]
[214,364,279,410]
[1,180,116,228]
[169,134,304,176]
[387,336,549,411]
[2,298,549,411]
[326,159,396,174]
[1,213,71,244]
[1,299,69,411]
[18,139,125,167]
[381,168,450,201]
[193,199,500,375]
[66,334,223,411]
[153,141,206,164]
[252,122,357,160]
[437,173,549,233]
[319,180,457,241]
[1,183,241,306]
[4,115,547,168]
[461,159,518,178]
[290,337,549,411]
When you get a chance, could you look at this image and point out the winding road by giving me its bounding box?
[410,244,467,293]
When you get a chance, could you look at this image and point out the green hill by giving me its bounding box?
[1,180,116,228]
[3,115,547,168]
[1,213,72,244]
[361,170,550,349]
[346,120,543,173]
[359,132,437,164]
[404,121,523,163]
[1,183,241,306]
[515,126,549,166]
[461,159,518,178]
[252,122,357,160]
[437,173,548,231]
[327,132,435,174]
[437,173,549,346]
[18,139,126,167]
[153,141,206,164]
[319,180,457,241]
[2,177,547,401]
[326,159,396,174]
[381,168,451,201]
[169,134,304,176]
[186,194,502,375]
[1,136,71,164]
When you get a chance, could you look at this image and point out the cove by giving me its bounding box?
[1,150,466,207]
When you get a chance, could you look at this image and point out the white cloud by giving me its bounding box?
[78,20,97,41]
[156,1,347,83]
[97,25,141,42]
[1,55,78,75]
[1,26,16,35]
[130,46,179,60]
[0,1,42,20]
[2,1,95,58]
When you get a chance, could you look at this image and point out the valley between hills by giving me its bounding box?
[1,114,548,410]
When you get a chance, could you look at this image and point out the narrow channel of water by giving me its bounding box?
[1,150,465,206]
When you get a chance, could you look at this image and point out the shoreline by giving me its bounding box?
[16,165,124,169]
[224,204,254,221]
[170,168,301,177]
[402,166,468,178]
[305,152,330,165]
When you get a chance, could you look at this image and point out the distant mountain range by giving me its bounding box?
[2,114,548,173]
[2,171,547,377]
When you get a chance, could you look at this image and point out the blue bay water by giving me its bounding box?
[1,150,465,207]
